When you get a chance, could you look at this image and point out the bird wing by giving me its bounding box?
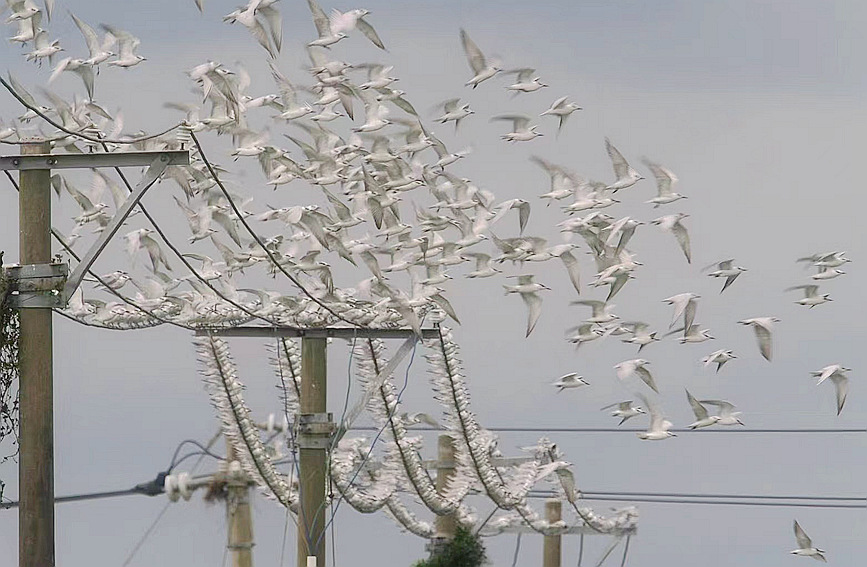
[307,0,332,37]
[600,401,629,411]
[521,291,543,337]
[460,29,486,74]
[635,366,658,393]
[605,138,630,179]
[356,16,385,50]
[671,220,691,263]
[793,520,812,549]
[71,13,100,56]
[752,324,773,361]
[642,158,677,196]
[559,250,581,294]
[685,389,708,420]
[258,4,283,53]
[829,374,848,415]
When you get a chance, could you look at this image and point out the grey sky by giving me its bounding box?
[0,1,864,566]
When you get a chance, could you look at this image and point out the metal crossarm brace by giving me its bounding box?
[195,326,441,339]
[0,150,190,171]
[62,152,187,301]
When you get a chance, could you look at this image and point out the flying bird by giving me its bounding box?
[460,29,501,88]
[651,213,691,263]
[701,349,736,373]
[604,138,643,192]
[642,158,685,207]
[503,275,550,337]
[662,292,700,330]
[790,520,826,562]
[551,373,590,392]
[685,389,719,429]
[785,285,832,308]
[600,400,645,425]
[703,259,746,293]
[811,364,851,416]
[738,317,779,361]
[615,359,657,393]
[491,114,542,142]
[540,96,581,132]
[636,394,675,440]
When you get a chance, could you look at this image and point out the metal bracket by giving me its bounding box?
[0,150,190,171]
[4,263,68,308]
[296,413,336,449]
[61,152,186,302]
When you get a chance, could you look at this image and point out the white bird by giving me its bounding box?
[460,29,501,88]
[503,275,550,337]
[571,299,618,324]
[400,412,441,428]
[662,292,700,330]
[25,29,62,66]
[642,158,686,207]
[306,0,347,47]
[566,323,605,349]
[492,114,542,142]
[223,0,282,58]
[540,96,581,132]
[49,57,95,100]
[462,252,501,278]
[636,394,675,440]
[620,322,660,353]
[615,359,658,393]
[504,68,547,93]
[811,267,845,280]
[703,259,746,293]
[685,389,720,429]
[124,228,171,272]
[699,399,743,426]
[600,400,645,425]
[701,349,736,373]
[102,25,145,68]
[674,324,714,343]
[434,98,474,131]
[786,285,832,308]
[651,213,691,263]
[738,317,779,362]
[604,138,643,192]
[811,365,851,416]
[797,251,851,269]
[551,373,590,392]
[328,6,384,49]
[790,520,826,562]
[71,13,114,68]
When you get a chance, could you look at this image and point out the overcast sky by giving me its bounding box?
[0,1,864,566]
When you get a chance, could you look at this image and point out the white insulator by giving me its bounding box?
[178,472,192,501]
[164,474,180,502]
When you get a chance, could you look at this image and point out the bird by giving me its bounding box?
[328,6,384,49]
[400,412,441,428]
[703,259,747,293]
[620,322,660,353]
[786,285,832,308]
[699,399,743,425]
[306,0,347,47]
[571,300,618,324]
[600,400,645,425]
[642,158,686,207]
[701,349,736,373]
[460,29,501,88]
[491,115,542,142]
[70,13,114,68]
[673,324,714,344]
[101,25,145,68]
[551,373,590,392]
[738,317,779,361]
[797,251,851,269]
[503,275,550,337]
[662,292,700,330]
[614,359,657,393]
[604,138,643,192]
[685,389,720,429]
[790,520,826,562]
[566,323,605,349]
[49,57,95,100]
[124,228,171,272]
[434,98,474,131]
[540,96,581,132]
[503,68,547,93]
[651,213,691,263]
[811,267,845,280]
[462,253,501,278]
[811,364,851,416]
[636,394,675,440]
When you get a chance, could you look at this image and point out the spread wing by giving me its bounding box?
[605,138,629,179]
[460,29,486,74]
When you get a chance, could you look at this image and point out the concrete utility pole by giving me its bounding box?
[543,499,562,567]
[226,443,254,567]
[433,434,457,548]
[17,141,54,567]
[297,337,328,567]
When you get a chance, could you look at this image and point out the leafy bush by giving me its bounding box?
[414,527,487,567]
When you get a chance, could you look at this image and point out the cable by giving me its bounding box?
[121,501,172,567]
[579,490,865,501]
[619,534,630,567]
[344,425,866,434]
[525,492,865,509]
[510,532,522,567]
[0,75,183,145]
[577,531,584,567]
[189,130,364,328]
[167,438,225,472]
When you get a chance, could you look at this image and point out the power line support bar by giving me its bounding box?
[0,150,190,171]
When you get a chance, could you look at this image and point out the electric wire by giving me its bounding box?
[189,130,365,328]
[167,438,225,472]
[345,425,866,434]
[525,491,865,509]
[510,532,522,567]
[620,534,630,567]
[0,75,183,145]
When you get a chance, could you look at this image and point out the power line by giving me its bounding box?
[346,425,866,434]
[526,492,865,509]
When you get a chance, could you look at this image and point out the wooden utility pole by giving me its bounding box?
[543,499,562,567]
[297,337,327,567]
[17,141,54,567]
[226,442,254,567]
[433,434,457,542]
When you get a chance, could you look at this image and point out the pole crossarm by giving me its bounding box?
[194,326,441,339]
[62,152,188,301]
[0,150,190,171]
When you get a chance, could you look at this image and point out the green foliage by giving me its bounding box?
[0,260,21,500]
[413,528,488,567]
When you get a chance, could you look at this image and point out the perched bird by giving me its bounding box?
[551,373,590,392]
[615,359,657,393]
[460,29,501,88]
[685,389,719,429]
[604,138,643,192]
[651,213,691,263]
[786,285,832,308]
[738,317,779,361]
[600,400,645,425]
[642,158,685,207]
[790,520,826,562]
[540,96,581,132]
[811,364,851,416]
[701,349,736,373]
[503,275,550,337]
[703,259,746,293]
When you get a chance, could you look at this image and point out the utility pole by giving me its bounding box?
[430,434,457,555]
[17,140,54,567]
[543,499,562,567]
[297,337,328,567]
[226,442,254,567]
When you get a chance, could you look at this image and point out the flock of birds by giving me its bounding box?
[0,0,854,561]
